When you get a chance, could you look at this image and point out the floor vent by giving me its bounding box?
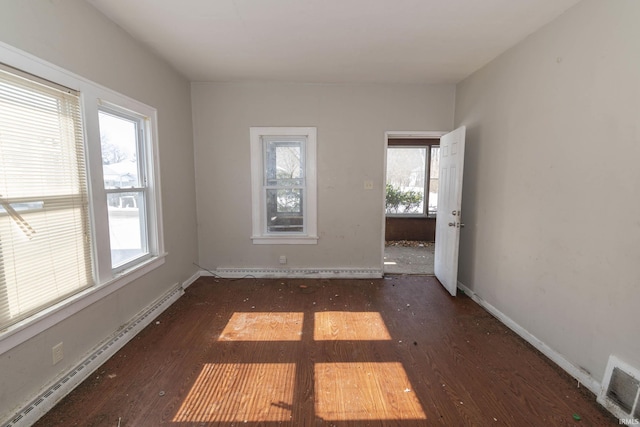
[598,356,640,421]
[2,284,183,427]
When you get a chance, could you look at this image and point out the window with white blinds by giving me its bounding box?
[0,66,93,331]
[0,44,165,352]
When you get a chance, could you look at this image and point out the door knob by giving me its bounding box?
[448,222,455,227]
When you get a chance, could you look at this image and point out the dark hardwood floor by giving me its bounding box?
[34,276,616,426]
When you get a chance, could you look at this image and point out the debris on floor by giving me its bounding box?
[385,240,433,247]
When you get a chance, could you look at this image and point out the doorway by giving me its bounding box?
[382,132,444,275]
[384,241,435,274]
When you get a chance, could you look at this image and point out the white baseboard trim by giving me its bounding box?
[3,283,184,427]
[203,267,383,279]
[182,270,201,289]
[457,281,601,396]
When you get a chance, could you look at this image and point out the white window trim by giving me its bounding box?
[97,101,158,273]
[0,41,166,355]
[250,127,318,245]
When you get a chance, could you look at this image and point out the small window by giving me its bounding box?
[98,107,151,270]
[386,143,440,217]
[264,137,305,233]
[250,127,317,244]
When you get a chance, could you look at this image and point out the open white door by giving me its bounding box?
[434,126,466,296]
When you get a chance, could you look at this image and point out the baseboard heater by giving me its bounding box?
[209,267,383,279]
[3,283,184,427]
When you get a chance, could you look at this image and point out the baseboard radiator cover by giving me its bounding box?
[598,355,640,422]
[2,283,184,427]
[205,267,383,279]
[457,281,601,396]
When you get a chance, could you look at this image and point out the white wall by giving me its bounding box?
[0,1,198,419]
[455,0,640,385]
[192,82,455,272]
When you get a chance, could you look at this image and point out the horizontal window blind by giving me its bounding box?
[0,66,92,330]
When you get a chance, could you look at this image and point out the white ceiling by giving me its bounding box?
[87,0,580,84]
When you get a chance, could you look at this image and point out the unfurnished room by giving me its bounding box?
[0,1,638,426]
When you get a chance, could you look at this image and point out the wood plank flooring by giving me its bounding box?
[33,276,616,426]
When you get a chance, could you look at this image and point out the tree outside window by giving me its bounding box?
[386,145,439,216]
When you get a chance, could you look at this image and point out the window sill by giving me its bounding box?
[252,235,319,245]
[0,254,167,356]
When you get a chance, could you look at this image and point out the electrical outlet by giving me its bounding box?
[279,255,287,265]
[52,342,63,365]
[364,180,374,190]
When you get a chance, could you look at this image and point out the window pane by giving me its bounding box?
[385,147,426,215]
[99,111,140,189]
[266,188,303,233]
[263,137,306,234]
[99,108,149,269]
[107,191,147,267]
[265,140,304,182]
[428,146,440,215]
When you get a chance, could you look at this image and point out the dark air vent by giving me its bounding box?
[607,367,640,413]
[599,356,640,421]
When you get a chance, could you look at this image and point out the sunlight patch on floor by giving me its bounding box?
[315,362,426,421]
[173,363,296,422]
[314,311,392,341]
[218,312,304,341]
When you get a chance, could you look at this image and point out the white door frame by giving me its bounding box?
[381,131,447,272]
